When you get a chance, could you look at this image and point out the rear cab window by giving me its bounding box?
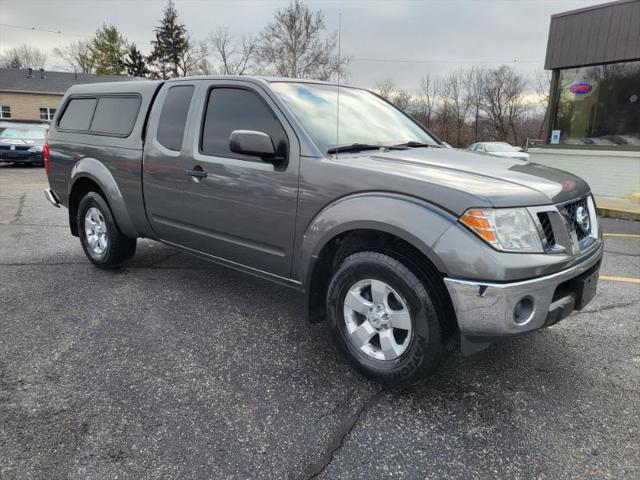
[58,98,97,131]
[90,97,141,136]
[57,95,141,137]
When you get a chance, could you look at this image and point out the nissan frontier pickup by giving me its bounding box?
[44,77,603,385]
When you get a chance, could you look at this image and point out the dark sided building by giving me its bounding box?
[544,0,640,149]
[530,0,640,199]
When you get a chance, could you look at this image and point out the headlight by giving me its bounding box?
[460,207,543,252]
[28,146,41,153]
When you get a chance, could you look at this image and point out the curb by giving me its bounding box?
[596,207,640,221]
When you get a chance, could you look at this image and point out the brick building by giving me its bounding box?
[0,68,130,123]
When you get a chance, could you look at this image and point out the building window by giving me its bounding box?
[0,106,10,119]
[40,107,57,121]
[552,59,640,147]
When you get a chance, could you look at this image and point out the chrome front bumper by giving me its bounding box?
[444,242,603,341]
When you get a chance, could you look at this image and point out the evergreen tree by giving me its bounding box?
[124,44,149,77]
[149,0,189,79]
[91,24,128,75]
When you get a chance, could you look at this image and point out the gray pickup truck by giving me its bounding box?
[44,77,603,385]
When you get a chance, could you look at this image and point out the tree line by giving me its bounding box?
[0,0,549,147]
[0,0,345,81]
[376,68,550,148]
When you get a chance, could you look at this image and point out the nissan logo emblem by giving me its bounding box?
[575,206,590,233]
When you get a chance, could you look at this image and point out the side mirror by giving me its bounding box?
[229,130,277,161]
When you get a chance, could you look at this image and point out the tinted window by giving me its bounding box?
[59,98,97,130]
[90,96,140,136]
[157,85,194,151]
[201,88,288,159]
[553,60,640,146]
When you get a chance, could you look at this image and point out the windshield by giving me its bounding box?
[484,143,519,152]
[270,82,438,152]
[0,127,46,140]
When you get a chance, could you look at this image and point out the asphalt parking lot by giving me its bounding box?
[1,165,639,480]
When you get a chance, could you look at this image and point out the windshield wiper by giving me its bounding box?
[327,143,385,154]
[327,143,407,154]
[393,141,439,148]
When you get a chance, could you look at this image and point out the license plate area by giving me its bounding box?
[574,268,599,310]
[552,262,600,311]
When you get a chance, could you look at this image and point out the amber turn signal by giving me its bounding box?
[459,209,497,243]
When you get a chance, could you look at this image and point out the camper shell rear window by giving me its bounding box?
[57,94,141,137]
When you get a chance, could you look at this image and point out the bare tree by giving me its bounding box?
[257,0,348,80]
[373,77,413,111]
[54,40,95,73]
[392,89,413,111]
[481,66,528,143]
[415,74,440,129]
[178,37,209,76]
[466,66,487,142]
[441,69,472,147]
[533,68,552,139]
[0,44,47,69]
[375,77,396,101]
[208,27,257,75]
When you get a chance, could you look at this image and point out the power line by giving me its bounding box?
[0,23,152,45]
[0,23,84,37]
[1,23,542,63]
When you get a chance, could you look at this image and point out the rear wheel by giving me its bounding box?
[326,251,444,386]
[77,192,136,269]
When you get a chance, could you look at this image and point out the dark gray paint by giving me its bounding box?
[545,0,640,69]
[46,76,600,292]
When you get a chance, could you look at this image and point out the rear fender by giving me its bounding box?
[69,158,138,238]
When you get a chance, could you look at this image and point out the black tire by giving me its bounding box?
[326,251,444,386]
[77,191,136,269]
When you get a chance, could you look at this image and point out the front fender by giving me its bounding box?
[295,192,456,287]
[69,158,138,238]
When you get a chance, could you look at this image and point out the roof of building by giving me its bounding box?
[545,0,640,69]
[0,68,132,95]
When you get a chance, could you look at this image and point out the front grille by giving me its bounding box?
[559,197,590,241]
[537,212,555,248]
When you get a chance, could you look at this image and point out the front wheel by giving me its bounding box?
[77,192,136,269]
[326,252,444,386]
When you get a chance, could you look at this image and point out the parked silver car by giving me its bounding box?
[0,122,48,166]
[468,141,530,160]
[44,77,602,385]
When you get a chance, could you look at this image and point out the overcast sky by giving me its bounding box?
[0,0,605,89]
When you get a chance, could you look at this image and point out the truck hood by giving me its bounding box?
[351,147,590,208]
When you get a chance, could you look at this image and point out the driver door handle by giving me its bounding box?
[186,166,207,179]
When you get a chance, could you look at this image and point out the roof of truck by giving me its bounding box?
[60,76,345,96]
[163,75,337,86]
[61,75,339,95]
[64,79,162,96]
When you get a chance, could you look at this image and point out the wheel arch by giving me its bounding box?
[67,158,137,238]
[297,193,457,334]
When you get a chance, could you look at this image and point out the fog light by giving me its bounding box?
[514,297,534,324]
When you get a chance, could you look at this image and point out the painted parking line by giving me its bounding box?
[603,233,640,238]
[599,275,640,284]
